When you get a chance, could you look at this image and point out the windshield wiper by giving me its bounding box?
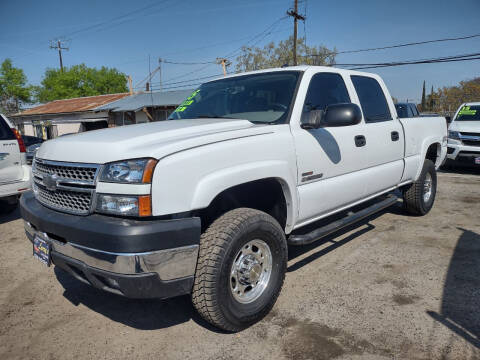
[197,114,236,119]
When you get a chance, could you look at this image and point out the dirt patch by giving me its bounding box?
[392,294,420,306]
[459,196,480,204]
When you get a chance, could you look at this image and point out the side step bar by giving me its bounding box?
[288,195,398,246]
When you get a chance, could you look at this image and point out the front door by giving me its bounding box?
[292,72,370,225]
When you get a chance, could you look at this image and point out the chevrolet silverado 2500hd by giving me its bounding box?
[20,66,447,331]
[446,102,480,166]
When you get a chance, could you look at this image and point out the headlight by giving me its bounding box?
[100,158,157,183]
[96,194,152,217]
[448,131,461,140]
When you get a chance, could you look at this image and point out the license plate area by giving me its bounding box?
[33,236,51,267]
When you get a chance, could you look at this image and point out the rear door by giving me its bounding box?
[0,115,23,183]
[350,75,404,196]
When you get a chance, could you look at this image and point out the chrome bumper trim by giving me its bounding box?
[24,220,199,281]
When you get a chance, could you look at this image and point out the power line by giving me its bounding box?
[49,39,69,71]
[337,52,480,70]
[307,32,480,57]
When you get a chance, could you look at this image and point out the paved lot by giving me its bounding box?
[1,169,479,360]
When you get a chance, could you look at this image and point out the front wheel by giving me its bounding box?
[403,159,437,215]
[192,208,287,332]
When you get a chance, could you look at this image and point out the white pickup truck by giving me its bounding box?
[20,66,447,331]
[446,102,480,166]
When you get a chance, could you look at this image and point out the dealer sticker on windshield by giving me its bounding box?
[475,157,480,165]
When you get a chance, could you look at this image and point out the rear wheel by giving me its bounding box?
[192,208,287,332]
[403,159,437,215]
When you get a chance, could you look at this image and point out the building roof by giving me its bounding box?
[96,89,193,112]
[18,93,130,116]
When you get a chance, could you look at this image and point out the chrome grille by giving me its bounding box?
[34,160,97,183]
[32,158,100,215]
[33,182,92,214]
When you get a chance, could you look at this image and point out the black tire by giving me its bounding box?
[0,198,18,215]
[192,208,287,332]
[403,159,437,216]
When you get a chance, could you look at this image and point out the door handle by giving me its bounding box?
[354,135,366,147]
[391,131,400,141]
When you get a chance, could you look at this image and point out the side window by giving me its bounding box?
[304,73,350,112]
[411,104,419,117]
[351,76,392,123]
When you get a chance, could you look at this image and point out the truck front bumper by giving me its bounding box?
[20,191,201,299]
[446,141,480,166]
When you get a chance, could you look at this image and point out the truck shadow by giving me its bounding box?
[0,206,21,225]
[54,267,222,332]
[287,201,406,272]
[427,228,480,349]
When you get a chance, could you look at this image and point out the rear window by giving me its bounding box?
[0,115,15,141]
[351,76,392,123]
[455,105,480,121]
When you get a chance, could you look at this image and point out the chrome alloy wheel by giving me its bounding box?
[423,172,433,203]
[230,239,272,304]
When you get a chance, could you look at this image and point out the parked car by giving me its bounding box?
[395,102,420,118]
[22,136,44,164]
[445,102,480,166]
[0,114,31,213]
[20,66,447,331]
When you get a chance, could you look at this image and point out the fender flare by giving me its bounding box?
[190,160,298,233]
[414,138,442,180]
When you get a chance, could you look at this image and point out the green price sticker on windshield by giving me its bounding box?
[458,106,477,116]
[174,89,200,112]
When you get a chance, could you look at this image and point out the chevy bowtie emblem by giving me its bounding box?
[43,174,58,191]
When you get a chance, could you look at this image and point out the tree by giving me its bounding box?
[0,59,33,114]
[235,36,336,73]
[420,80,426,111]
[426,77,480,114]
[35,64,128,103]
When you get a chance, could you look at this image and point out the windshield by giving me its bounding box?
[168,71,301,124]
[455,105,480,121]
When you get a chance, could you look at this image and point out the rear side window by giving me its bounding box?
[0,115,15,140]
[303,73,350,112]
[351,76,392,123]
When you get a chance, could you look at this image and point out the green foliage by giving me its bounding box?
[235,36,336,72]
[35,64,128,103]
[427,77,480,114]
[0,58,34,114]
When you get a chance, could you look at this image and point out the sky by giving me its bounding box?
[0,0,479,103]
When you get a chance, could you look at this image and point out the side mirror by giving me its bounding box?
[300,110,324,129]
[445,116,452,124]
[321,103,362,127]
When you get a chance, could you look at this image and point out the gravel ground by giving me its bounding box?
[0,169,479,360]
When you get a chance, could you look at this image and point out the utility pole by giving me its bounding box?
[287,0,305,66]
[128,75,133,95]
[158,58,163,91]
[50,39,69,72]
[216,58,231,76]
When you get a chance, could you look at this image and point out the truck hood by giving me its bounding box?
[449,121,480,134]
[37,118,270,164]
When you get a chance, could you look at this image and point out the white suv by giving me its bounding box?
[0,114,31,213]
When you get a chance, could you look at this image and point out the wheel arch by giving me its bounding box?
[191,162,297,233]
